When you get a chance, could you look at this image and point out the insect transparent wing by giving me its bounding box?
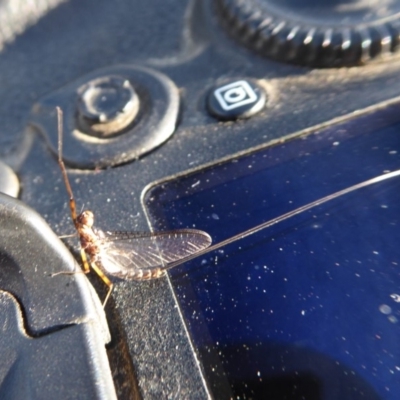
[95,229,212,280]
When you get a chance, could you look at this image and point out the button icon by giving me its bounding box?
[207,79,266,120]
[214,81,258,111]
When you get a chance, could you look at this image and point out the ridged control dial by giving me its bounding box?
[217,0,400,67]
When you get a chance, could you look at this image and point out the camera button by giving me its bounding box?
[207,79,266,121]
[77,76,139,138]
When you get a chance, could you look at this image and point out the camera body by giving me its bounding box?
[2,0,400,398]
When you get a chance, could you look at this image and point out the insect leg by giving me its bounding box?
[58,232,79,239]
[52,248,88,277]
[80,248,91,273]
[90,261,114,307]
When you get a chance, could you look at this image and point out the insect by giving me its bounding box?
[56,107,212,306]
[56,106,400,308]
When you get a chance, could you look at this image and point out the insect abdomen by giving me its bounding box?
[118,268,165,281]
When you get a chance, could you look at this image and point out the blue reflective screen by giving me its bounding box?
[144,105,400,400]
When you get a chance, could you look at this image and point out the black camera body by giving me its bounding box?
[1,0,400,399]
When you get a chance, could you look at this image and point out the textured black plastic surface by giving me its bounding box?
[30,65,179,168]
[1,0,400,399]
[0,194,116,399]
[0,291,116,400]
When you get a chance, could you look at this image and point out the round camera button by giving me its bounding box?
[207,79,266,121]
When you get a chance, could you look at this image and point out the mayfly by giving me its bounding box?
[56,107,400,308]
[56,107,212,306]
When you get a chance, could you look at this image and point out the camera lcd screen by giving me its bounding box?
[143,104,400,400]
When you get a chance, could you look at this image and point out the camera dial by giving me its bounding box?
[217,0,400,67]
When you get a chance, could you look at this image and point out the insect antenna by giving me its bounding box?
[56,107,114,307]
[57,107,78,223]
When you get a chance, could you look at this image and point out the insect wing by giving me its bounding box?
[95,229,212,278]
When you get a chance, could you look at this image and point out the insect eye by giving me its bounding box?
[78,210,94,226]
